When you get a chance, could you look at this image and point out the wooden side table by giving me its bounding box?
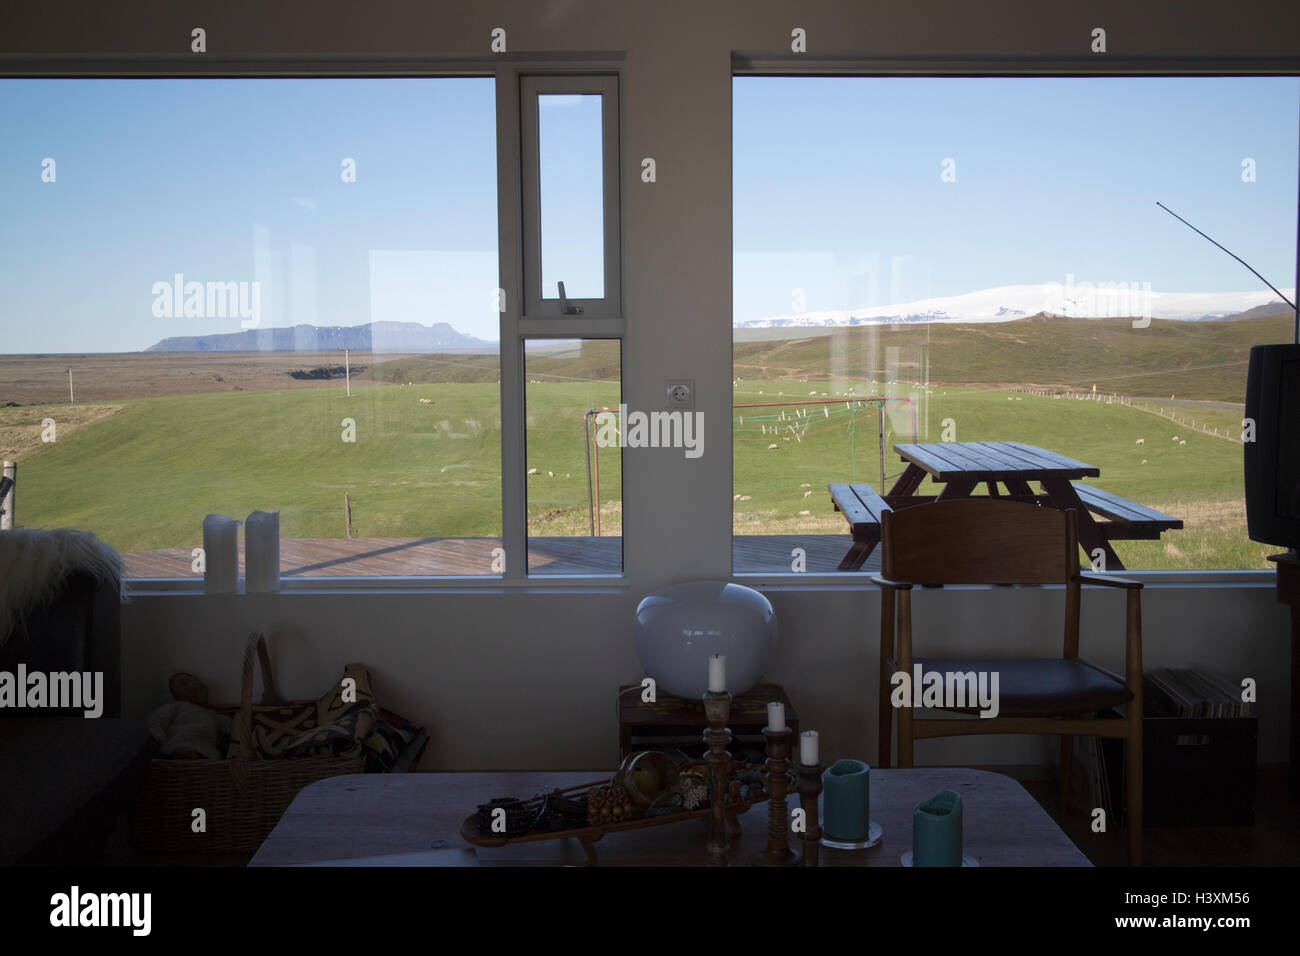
[1268,552,1300,799]
[618,682,799,759]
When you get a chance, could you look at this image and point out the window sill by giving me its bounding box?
[734,569,1278,591]
[124,575,629,598]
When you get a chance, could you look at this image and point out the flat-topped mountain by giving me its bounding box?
[146,321,494,353]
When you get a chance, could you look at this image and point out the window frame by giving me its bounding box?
[499,66,628,581]
[519,74,622,321]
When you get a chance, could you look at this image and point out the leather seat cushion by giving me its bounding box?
[908,657,1132,717]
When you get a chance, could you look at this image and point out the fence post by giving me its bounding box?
[878,403,886,488]
[345,491,352,539]
[1,460,14,530]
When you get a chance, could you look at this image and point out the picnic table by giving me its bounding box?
[828,440,1182,572]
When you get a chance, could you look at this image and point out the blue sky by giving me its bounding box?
[0,76,1296,352]
[0,78,500,353]
[735,76,1299,322]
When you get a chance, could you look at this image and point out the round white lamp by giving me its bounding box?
[634,581,778,699]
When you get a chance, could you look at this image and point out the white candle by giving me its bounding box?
[202,514,240,594]
[245,510,280,593]
[800,730,819,765]
[767,701,786,732]
[708,654,726,693]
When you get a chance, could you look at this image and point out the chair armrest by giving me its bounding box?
[871,574,913,591]
[1079,572,1143,590]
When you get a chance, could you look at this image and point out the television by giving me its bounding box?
[1244,343,1300,550]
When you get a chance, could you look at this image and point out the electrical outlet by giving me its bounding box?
[665,379,694,409]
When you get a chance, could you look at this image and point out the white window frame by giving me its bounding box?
[499,67,627,581]
[519,74,622,321]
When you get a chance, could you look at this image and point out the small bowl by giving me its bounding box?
[615,751,680,807]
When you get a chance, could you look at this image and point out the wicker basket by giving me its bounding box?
[132,632,366,854]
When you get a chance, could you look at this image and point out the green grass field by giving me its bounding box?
[733,380,1270,570]
[18,384,503,552]
[11,374,1267,569]
[7,313,1277,570]
[15,379,626,554]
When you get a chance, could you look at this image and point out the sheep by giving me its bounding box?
[768,443,778,450]
[798,510,811,516]
[799,483,811,488]
[737,495,752,501]
[418,398,433,405]
[1141,459,1147,464]
[527,468,538,476]
[804,490,812,498]
[547,471,554,477]
[1136,438,1145,446]
[1179,440,1186,445]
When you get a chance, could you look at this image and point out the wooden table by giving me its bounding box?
[618,682,798,759]
[830,440,1181,571]
[250,767,1090,867]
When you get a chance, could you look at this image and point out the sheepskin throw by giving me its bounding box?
[0,528,126,648]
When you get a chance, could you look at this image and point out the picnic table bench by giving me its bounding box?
[828,440,1181,571]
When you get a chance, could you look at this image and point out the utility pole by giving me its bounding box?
[340,347,351,397]
[67,367,74,403]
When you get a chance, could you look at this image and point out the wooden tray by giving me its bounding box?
[460,775,767,865]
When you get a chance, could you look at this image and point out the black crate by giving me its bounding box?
[1144,716,1258,826]
[1102,715,1258,827]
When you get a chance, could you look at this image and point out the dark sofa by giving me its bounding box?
[0,570,152,864]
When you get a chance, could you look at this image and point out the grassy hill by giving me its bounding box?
[356,312,1290,404]
[360,339,622,385]
[733,312,1293,403]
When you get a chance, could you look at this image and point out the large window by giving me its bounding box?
[0,72,623,582]
[734,76,1299,573]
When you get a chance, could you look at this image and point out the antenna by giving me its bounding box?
[1156,201,1297,343]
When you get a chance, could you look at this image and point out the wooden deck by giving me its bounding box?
[122,533,873,578]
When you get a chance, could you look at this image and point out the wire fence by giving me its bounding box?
[1008,386,1244,443]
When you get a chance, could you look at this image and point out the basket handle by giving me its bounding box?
[233,630,281,761]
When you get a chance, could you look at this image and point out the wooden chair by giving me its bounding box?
[874,497,1144,865]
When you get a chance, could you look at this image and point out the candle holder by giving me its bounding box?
[755,726,799,866]
[793,760,825,867]
[701,690,733,866]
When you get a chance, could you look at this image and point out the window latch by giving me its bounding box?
[558,281,584,315]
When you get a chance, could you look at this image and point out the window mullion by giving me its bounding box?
[497,66,527,580]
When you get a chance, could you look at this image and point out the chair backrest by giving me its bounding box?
[881,498,1078,586]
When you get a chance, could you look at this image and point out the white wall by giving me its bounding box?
[120,581,1291,769]
[10,0,1297,770]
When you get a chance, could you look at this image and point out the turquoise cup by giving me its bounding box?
[912,789,963,866]
[822,759,870,843]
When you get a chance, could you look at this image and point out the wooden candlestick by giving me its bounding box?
[794,760,825,867]
[756,726,799,866]
[701,690,733,866]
